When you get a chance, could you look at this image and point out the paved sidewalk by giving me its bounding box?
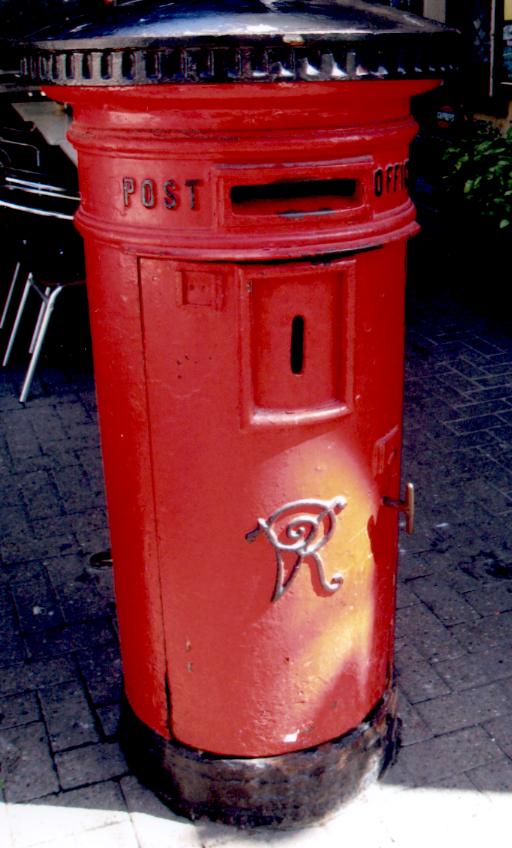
[2,278,512,847]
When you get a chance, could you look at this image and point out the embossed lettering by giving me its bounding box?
[185,179,202,210]
[246,497,346,603]
[123,176,136,207]
[373,160,409,197]
[141,179,156,209]
[374,168,383,197]
[386,165,393,193]
[121,177,202,211]
[164,179,178,210]
[394,163,401,191]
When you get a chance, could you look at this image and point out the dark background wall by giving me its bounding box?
[0,1,100,37]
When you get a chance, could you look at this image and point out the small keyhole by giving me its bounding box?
[290,315,304,375]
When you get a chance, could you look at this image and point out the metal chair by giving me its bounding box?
[0,163,83,404]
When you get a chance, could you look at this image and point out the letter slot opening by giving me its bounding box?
[230,178,359,218]
[290,315,304,375]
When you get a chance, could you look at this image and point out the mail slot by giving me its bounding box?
[230,177,360,216]
[19,0,458,830]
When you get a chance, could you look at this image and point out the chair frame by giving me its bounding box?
[0,166,82,404]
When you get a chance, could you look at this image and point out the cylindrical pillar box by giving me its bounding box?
[19,0,457,829]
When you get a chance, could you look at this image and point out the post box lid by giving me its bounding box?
[18,0,459,86]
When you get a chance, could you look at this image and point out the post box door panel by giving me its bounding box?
[239,261,356,427]
[135,253,399,756]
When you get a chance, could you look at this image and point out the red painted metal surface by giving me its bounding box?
[48,80,434,756]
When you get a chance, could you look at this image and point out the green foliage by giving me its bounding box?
[441,122,512,233]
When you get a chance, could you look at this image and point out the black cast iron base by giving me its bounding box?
[119,686,400,830]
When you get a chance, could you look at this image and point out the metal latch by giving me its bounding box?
[383,482,415,534]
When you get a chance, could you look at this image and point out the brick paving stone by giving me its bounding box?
[69,510,110,556]
[488,425,512,448]
[73,821,139,848]
[58,575,113,624]
[96,704,120,740]
[462,479,512,515]
[426,772,477,791]
[6,781,128,848]
[478,360,512,375]
[1,413,40,460]
[23,407,68,445]
[379,757,413,789]
[396,691,434,747]
[466,385,512,401]
[55,401,93,431]
[467,756,512,793]
[435,648,512,691]
[414,682,512,735]
[0,507,29,537]
[77,645,122,706]
[1,534,77,568]
[496,676,512,703]
[446,413,506,435]
[484,713,512,758]
[450,429,502,451]
[55,741,128,789]
[409,576,481,626]
[17,470,64,522]
[395,605,465,662]
[45,555,114,624]
[0,593,26,668]
[464,583,512,616]
[397,726,504,784]
[75,389,97,415]
[0,694,40,730]
[453,399,512,419]
[39,681,99,752]
[449,358,491,379]
[445,561,506,593]
[78,450,104,491]
[463,337,505,356]
[52,465,96,516]
[0,657,78,697]
[396,582,421,609]
[0,722,59,802]
[398,551,440,581]
[24,619,116,662]
[495,408,512,426]
[44,554,92,586]
[11,574,63,634]
[451,611,512,654]
[395,644,450,704]
[120,775,202,848]
[27,445,80,473]
[473,373,512,389]
[70,423,101,448]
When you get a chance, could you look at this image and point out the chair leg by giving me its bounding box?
[0,261,24,330]
[2,273,34,367]
[29,287,51,355]
[19,285,63,404]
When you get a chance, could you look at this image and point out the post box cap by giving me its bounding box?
[18,0,459,86]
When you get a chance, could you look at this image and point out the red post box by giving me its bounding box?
[20,0,457,829]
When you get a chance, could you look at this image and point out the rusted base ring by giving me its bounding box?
[119,686,400,830]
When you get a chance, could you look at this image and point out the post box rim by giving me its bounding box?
[16,0,459,87]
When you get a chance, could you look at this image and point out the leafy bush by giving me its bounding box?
[441,122,512,233]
